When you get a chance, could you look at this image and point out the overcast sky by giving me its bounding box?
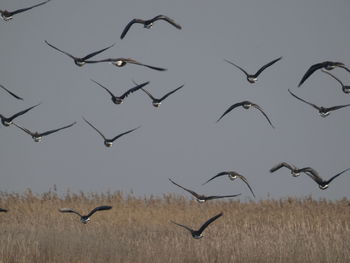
[1,0,350,200]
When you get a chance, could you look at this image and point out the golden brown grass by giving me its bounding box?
[0,190,349,263]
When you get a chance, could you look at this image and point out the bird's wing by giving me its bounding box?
[39,122,76,137]
[270,162,294,173]
[170,221,193,232]
[110,126,140,142]
[197,212,223,234]
[84,58,113,64]
[338,64,350,73]
[8,103,40,122]
[0,208,8,212]
[202,172,228,185]
[82,117,106,140]
[10,0,50,15]
[90,79,115,98]
[321,69,344,86]
[153,15,182,29]
[216,102,245,123]
[251,103,275,128]
[81,43,115,61]
[0,84,23,100]
[123,58,167,71]
[238,175,256,198]
[224,59,249,77]
[326,104,350,112]
[120,19,145,39]
[254,57,282,77]
[168,178,200,199]
[44,40,76,60]
[205,194,241,201]
[159,85,184,101]
[326,168,350,185]
[140,88,156,101]
[12,122,34,136]
[120,81,150,99]
[298,62,325,87]
[297,167,323,184]
[59,208,82,217]
[288,89,320,110]
[86,205,112,218]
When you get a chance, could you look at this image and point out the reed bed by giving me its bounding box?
[0,190,349,263]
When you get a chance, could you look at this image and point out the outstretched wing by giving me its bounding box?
[326,104,350,112]
[288,89,320,111]
[153,15,182,29]
[254,57,282,77]
[0,84,23,100]
[123,58,167,71]
[159,85,184,101]
[197,212,223,235]
[39,122,76,137]
[205,194,241,201]
[216,102,245,123]
[110,126,140,142]
[120,81,150,100]
[168,178,200,199]
[321,69,344,87]
[224,59,249,77]
[44,40,76,60]
[120,19,145,39]
[86,206,112,218]
[81,43,115,61]
[171,221,193,233]
[59,208,82,217]
[90,79,116,98]
[0,208,8,212]
[202,172,228,185]
[326,168,350,185]
[140,88,156,101]
[298,62,326,87]
[251,103,275,129]
[12,122,34,136]
[82,117,106,140]
[238,175,256,198]
[10,0,50,16]
[270,162,295,173]
[8,103,40,122]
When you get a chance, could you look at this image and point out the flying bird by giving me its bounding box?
[90,79,149,105]
[0,103,40,127]
[224,57,282,83]
[216,100,275,128]
[82,117,140,147]
[321,69,350,94]
[168,178,241,203]
[59,206,112,224]
[270,162,301,177]
[0,0,51,21]
[288,89,350,117]
[298,61,350,87]
[120,15,182,39]
[202,171,255,198]
[13,121,76,142]
[171,212,223,239]
[0,208,8,212]
[140,84,184,107]
[44,40,115,67]
[0,84,23,100]
[85,58,167,71]
[296,167,350,190]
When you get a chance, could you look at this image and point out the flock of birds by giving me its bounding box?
[1,0,350,239]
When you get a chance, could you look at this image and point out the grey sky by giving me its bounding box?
[1,0,350,200]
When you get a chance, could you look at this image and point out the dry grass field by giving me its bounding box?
[0,190,349,263]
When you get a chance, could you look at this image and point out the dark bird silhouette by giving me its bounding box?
[270,162,301,177]
[288,89,350,117]
[298,61,350,87]
[0,103,40,127]
[171,212,223,239]
[120,15,182,39]
[296,167,350,190]
[83,117,140,147]
[85,58,167,71]
[44,40,115,67]
[13,121,76,142]
[216,100,274,128]
[0,208,8,212]
[59,206,112,224]
[140,84,184,107]
[0,84,23,100]
[224,57,282,83]
[202,171,255,198]
[90,79,149,105]
[168,178,241,203]
[321,69,350,94]
[1,0,51,21]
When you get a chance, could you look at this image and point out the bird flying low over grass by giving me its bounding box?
[120,15,182,39]
[0,0,51,21]
[59,206,112,224]
[171,212,223,239]
[0,103,40,127]
[85,58,167,71]
[224,57,282,83]
[44,40,115,67]
[0,84,23,100]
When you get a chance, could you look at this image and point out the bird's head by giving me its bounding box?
[33,135,42,142]
[342,86,350,94]
[104,141,113,147]
[319,184,329,190]
[81,217,90,224]
[74,60,85,67]
[247,76,257,83]
[319,108,330,118]
[144,22,153,29]
[113,60,126,67]
[152,102,161,108]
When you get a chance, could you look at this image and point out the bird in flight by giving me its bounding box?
[0,84,23,100]
[1,0,51,21]
[120,15,182,39]
[59,206,112,224]
[288,89,350,117]
[298,61,350,87]
[216,100,275,128]
[139,84,184,107]
[224,57,282,83]
[321,69,350,94]
[44,40,115,67]
[85,57,167,71]
[270,162,301,177]
[168,178,241,203]
[296,167,350,190]
[91,79,149,105]
[202,171,255,198]
[171,212,223,239]
[13,121,76,142]
[0,103,40,127]
[82,117,140,148]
